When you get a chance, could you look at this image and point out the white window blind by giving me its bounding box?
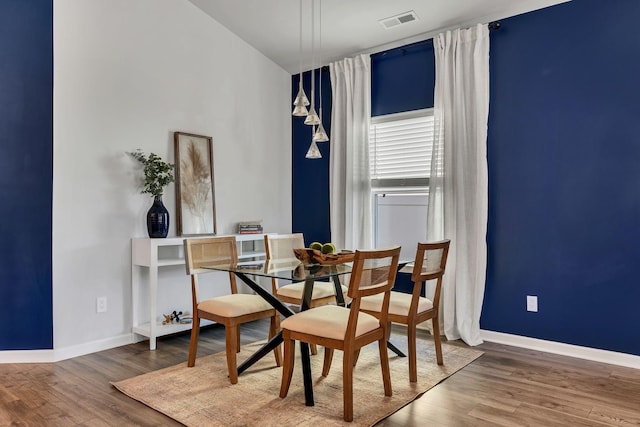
[369,109,434,188]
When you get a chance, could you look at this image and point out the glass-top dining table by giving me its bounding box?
[203,257,411,406]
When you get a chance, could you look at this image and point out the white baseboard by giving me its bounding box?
[7,329,637,370]
[53,333,134,362]
[481,329,640,370]
[0,349,56,363]
[0,334,134,364]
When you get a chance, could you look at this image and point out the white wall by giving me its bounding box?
[53,0,291,350]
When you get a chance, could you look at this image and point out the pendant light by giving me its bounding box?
[304,0,320,126]
[305,125,322,159]
[313,0,329,142]
[292,0,309,116]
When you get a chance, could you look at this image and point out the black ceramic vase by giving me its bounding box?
[147,195,169,238]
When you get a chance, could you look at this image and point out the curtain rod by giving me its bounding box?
[309,21,502,69]
[372,20,501,59]
[371,39,432,59]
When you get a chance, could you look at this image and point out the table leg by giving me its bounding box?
[238,332,284,374]
[387,341,406,357]
[300,278,314,310]
[236,273,321,406]
[331,275,346,307]
[232,272,294,375]
[236,272,294,318]
[300,278,316,405]
[298,274,348,405]
[300,341,314,406]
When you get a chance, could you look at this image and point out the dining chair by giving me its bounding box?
[360,240,450,382]
[264,233,349,355]
[279,246,401,422]
[184,236,281,384]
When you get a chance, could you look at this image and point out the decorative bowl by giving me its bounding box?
[293,248,355,265]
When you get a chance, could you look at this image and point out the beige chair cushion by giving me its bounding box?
[199,294,273,317]
[281,305,380,341]
[360,291,433,317]
[277,281,348,301]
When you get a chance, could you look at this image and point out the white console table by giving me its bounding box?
[131,234,269,350]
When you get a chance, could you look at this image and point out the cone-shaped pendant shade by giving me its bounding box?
[305,140,322,159]
[293,81,310,107]
[313,121,329,142]
[313,107,329,141]
[292,79,310,116]
[304,105,320,125]
[292,103,308,116]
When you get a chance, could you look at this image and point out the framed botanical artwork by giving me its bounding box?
[174,131,217,236]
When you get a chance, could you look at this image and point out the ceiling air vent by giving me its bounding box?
[379,11,419,30]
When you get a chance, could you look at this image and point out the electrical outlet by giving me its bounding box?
[526,295,538,312]
[97,297,107,313]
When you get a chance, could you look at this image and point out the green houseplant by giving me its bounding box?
[129,150,175,238]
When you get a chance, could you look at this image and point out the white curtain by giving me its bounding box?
[329,54,372,250]
[428,24,490,346]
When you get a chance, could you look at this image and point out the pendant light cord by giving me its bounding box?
[318,0,322,114]
[298,0,303,85]
[310,0,315,108]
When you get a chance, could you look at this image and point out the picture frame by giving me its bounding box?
[174,131,217,236]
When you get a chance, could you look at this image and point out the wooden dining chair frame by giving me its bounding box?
[361,239,450,382]
[279,246,401,422]
[184,236,281,384]
[264,233,348,355]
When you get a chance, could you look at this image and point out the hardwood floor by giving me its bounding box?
[1,321,638,426]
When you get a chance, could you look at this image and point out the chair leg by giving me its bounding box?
[322,347,334,377]
[187,316,201,367]
[408,322,418,382]
[236,325,241,353]
[343,349,355,422]
[226,325,239,384]
[432,314,443,365]
[378,338,392,397]
[279,335,295,398]
[270,314,282,367]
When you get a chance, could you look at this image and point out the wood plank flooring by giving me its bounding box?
[1,321,638,426]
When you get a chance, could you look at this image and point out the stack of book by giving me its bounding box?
[237,221,263,234]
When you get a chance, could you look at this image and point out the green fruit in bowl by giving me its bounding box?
[309,242,323,251]
[321,242,336,254]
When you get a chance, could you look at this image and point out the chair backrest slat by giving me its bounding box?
[345,246,401,341]
[184,237,238,275]
[264,233,306,293]
[183,236,240,304]
[347,246,401,299]
[412,240,450,283]
[264,233,305,261]
[410,240,450,311]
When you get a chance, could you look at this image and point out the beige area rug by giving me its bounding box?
[112,336,483,426]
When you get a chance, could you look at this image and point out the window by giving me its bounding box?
[369,109,434,259]
[369,109,434,188]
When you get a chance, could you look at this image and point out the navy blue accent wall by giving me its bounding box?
[0,0,53,350]
[371,40,435,116]
[370,42,436,293]
[291,45,435,293]
[292,43,435,243]
[291,69,332,244]
[482,0,640,355]
[291,0,640,356]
